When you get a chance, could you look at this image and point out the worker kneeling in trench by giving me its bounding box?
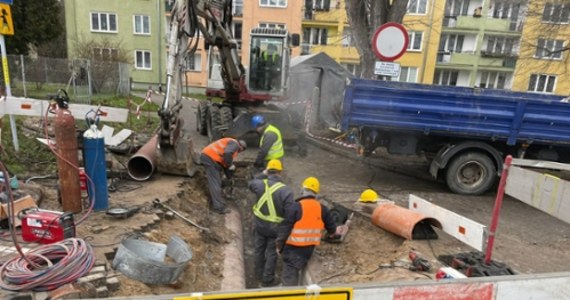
[276,177,340,286]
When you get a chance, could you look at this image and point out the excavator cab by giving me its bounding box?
[247,28,296,97]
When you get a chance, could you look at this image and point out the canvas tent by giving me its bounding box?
[283,52,354,130]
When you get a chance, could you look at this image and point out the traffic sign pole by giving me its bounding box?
[0,34,18,151]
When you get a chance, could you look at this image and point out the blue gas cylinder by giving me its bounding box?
[83,125,108,211]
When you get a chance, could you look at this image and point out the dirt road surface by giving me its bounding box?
[2,93,569,298]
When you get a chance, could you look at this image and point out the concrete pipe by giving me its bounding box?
[371,204,442,240]
[127,135,158,181]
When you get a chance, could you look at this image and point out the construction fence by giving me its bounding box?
[0,55,130,104]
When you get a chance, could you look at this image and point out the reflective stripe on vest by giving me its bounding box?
[252,180,285,223]
[202,138,238,167]
[286,198,324,247]
[260,124,284,160]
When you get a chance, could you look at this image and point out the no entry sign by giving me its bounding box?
[372,22,409,62]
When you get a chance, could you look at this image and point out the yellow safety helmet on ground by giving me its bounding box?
[359,189,379,203]
[266,159,283,171]
[302,177,320,194]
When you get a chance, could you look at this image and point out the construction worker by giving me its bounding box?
[200,137,247,214]
[248,159,294,287]
[261,44,282,90]
[276,177,339,286]
[251,115,284,170]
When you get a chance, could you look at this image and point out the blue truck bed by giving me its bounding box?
[341,79,570,146]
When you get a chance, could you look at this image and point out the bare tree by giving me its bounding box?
[345,0,409,78]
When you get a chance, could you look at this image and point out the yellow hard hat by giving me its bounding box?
[267,159,283,171]
[359,189,379,203]
[302,177,320,194]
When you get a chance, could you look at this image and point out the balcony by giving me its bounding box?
[443,15,521,33]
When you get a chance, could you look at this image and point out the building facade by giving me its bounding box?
[64,0,167,90]
[512,0,570,95]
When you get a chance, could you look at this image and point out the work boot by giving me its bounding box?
[260,278,280,287]
[213,207,231,214]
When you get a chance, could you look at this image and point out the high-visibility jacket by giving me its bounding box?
[286,198,324,247]
[253,179,285,223]
[260,124,284,160]
[263,51,278,64]
[202,138,238,168]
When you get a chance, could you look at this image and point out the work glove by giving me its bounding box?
[228,164,236,171]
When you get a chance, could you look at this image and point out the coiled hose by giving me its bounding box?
[0,238,95,291]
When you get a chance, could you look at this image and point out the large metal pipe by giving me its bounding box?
[127,135,158,181]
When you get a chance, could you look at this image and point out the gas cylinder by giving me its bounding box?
[54,107,82,213]
[83,125,108,211]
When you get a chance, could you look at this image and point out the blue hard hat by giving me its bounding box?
[251,115,266,128]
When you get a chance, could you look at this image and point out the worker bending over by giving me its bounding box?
[276,177,339,286]
[251,115,284,170]
[249,159,294,287]
[200,138,247,214]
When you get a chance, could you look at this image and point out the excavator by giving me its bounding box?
[156,0,299,176]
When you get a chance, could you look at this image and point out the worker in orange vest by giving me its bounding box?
[276,177,339,286]
[200,138,247,214]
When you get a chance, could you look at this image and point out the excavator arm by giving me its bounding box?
[159,0,242,149]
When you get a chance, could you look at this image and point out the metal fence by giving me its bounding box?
[0,55,130,104]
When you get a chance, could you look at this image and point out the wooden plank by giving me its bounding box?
[409,195,488,251]
[506,166,570,224]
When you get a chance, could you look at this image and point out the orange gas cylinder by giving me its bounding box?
[54,106,82,213]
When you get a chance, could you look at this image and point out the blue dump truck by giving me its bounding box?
[341,78,570,195]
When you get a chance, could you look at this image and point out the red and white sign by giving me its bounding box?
[372,22,409,62]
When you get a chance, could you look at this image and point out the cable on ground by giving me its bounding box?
[0,238,95,291]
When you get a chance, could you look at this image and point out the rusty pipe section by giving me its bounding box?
[127,135,158,181]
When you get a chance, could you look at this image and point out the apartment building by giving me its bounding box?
[512,0,570,95]
[65,0,167,89]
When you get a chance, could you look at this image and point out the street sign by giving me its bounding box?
[0,4,13,35]
[371,22,408,62]
[374,61,401,77]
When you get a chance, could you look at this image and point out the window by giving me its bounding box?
[342,28,355,47]
[233,0,243,16]
[187,53,202,71]
[493,2,520,19]
[135,50,151,70]
[542,3,570,23]
[134,15,150,35]
[445,0,469,16]
[439,34,464,52]
[433,70,459,86]
[314,0,331,11]
[92,48,118,61]
[535,39,564,59]
[408,0,428,14]
[392,67,418,83]
[233,22,242,48]
[407,31,423,51]
[341,63,361,77]
[479,71,507,89]
[259,23,286,29]
[303,27,328,45]
[485,36,517,55]
[260,0,287,8]
[528,74,556,93]
[91,12,117,33]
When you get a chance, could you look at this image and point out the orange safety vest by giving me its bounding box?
[286,198,324,247]
[202,138,238,167]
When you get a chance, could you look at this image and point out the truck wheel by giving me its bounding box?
[445,152,496,195]
[207,105,222,142]
[219,106,233,127]
[196,101,208,135]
